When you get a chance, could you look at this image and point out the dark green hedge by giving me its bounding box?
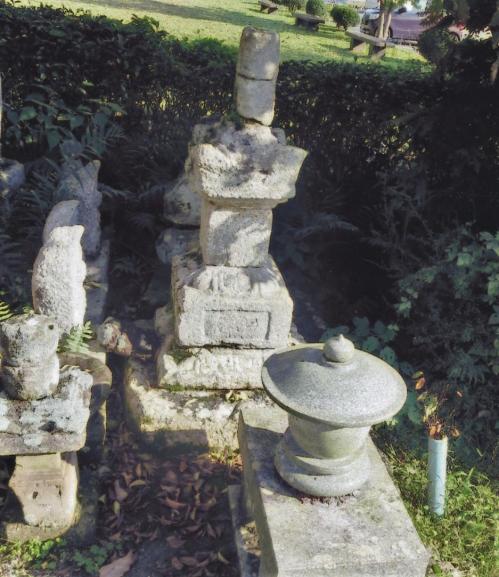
[1,3,498,463]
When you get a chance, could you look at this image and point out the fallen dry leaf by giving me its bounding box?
[99,551,135,577]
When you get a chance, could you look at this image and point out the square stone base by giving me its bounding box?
[0,463,98,544]
[124,358,275,451]
[156,335,274,390]
[172,253,293,349]
[233,407,431,577]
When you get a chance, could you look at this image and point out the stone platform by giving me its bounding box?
[124,358,275,451]
[231,407,431,577]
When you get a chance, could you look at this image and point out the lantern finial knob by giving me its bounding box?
[323,334,355,363]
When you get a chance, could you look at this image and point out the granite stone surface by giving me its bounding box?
[32,226,87,335]
[236,27,280,81]
[124,358,274,451]
[200,203,272,267]
[156,335,273,390]
[186,122,307,209]
[236,406,431,577]
[172,253,293,348]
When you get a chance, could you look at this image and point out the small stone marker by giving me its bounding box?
[32,225,87,335]
[0,313,60,400]
[0,313,93,541]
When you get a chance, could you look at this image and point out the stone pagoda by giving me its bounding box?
[124,26,307,450]
[156,26,307,391]
[0,313,93,541]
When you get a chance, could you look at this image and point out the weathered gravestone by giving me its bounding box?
[125,27,307,450]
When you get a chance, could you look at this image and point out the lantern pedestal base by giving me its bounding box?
[231,406,430,577]
[275,428,371,497]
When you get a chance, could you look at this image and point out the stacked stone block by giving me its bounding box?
[156,27,307,392]
[0,314,92,540]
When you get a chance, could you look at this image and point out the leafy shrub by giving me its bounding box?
[306,0,326,17]
[330,4,360,30]
[418,25,460,65]
[285,0,305,13]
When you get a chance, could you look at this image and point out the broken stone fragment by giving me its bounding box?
[237,27,280,81]
[32,226,87,335]
[172,253,293,348]
[200,202,272,267]
[0,313,60,400]
[56,159,102,257]
[162,174,202,227]
[0,313,59,367]
[96,317,133,357]
[235,27,280,125]
[235,75,276,126]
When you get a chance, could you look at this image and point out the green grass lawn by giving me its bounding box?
[22,0,425,67]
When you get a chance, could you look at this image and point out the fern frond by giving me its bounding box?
[58,321,94,353]
[0,300,13,322]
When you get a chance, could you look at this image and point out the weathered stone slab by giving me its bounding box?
[156,228,199,266]
[9,452,78,528]
[32,226,87,335]
[172,253,293,348]
[200,203,272,267]
[236,407,431,577]
[187,122,307,209]
[124,358,274,451]
[156,335,273,389]
[0,366,93,455]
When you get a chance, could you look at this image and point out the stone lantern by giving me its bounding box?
[262,334,407,497]
[229,334,430,577]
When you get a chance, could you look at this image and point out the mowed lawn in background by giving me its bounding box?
[22,0,425,66]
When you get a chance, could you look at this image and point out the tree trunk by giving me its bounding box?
[383,11,392,39]
[377,10,385,37]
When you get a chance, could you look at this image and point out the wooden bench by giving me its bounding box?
[346,29,387,61]
[295,12,326,31]
[259,0,278,13]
